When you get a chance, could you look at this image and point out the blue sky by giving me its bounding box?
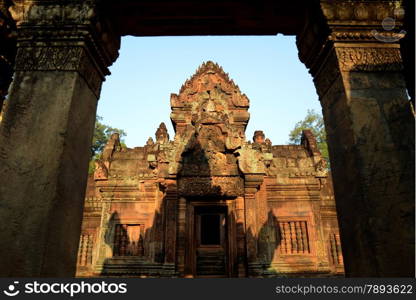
[97,35,321,147]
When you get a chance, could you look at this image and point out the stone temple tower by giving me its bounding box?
[77,61,343,278]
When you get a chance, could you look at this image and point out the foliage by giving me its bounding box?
[288,109,329,164]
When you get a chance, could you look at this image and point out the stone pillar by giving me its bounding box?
[401,0,415,107]
[0,1,16,114]
[93,201,113,274]
[163,180,178,270]
[297,0,414,276]
[235,196,247,277]
[176,196,186,276]
[244,174,263,276]
[0,1,120,276]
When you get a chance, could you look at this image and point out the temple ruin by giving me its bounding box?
[76,62,344,277]
[0,0,413,277]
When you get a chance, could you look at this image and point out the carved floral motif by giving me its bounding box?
[335,47,403,72]
[7,1,120,98]
[178,176,244,197]
[320,0,403,23]
[14,46,103,96]
[8,1,96,26]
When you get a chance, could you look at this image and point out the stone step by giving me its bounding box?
[197,255,225,260]
[197,253,226,276]
[197,270,225,275]
[197,252,224,257]
[197,260,225,266]
[197,251,225,256]
[196,262,225,269]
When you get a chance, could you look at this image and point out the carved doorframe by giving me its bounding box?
[184,200,237,277]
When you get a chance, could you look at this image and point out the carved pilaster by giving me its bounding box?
[14,46,104,97]
[238,145,266,274]
[244,174,263,275]
[163,180,178,266]
[93,200,112,274]
[297,0,406,90]
[296,0,414,277]
[176,196,186,275]
[335,47,403,72]
[235,196,246,277]
[0,1,121,276]
[244,190,257,261]
[8,0,120,98]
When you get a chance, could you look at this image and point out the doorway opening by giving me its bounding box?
[195,206,227,277]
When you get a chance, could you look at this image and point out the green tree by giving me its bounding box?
[88,116,127,174]
[288,109,329,164]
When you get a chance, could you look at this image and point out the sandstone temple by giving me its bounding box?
[1,0,413,278]
[76,62,344,277]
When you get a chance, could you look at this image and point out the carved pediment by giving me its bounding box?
[170,61,250,133]
[168,61,250,183]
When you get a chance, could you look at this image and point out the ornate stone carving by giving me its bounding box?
[320,0,404,25]
[78,61,341,277]
[155,122,169,144]
[276,221,311,255]
[14,46,83,71]
[253,130,265,144]
[236,144,265,175]
[77,233,94,266]
[252,130,273,155]
[330,31,406,43]
[298,0,405,74]
[225,126,245,151]
[14,46,104,96]
[147,154,157,169]
[315,158,328,177]
[7,0,120,97]
[168,61,250,185]
[170,60,250,130]
[296,2,412,278]
[178,176,244,197]
[94,159,108,180]
[335,47,403,72]
[177,61,245,99]
[146,137,154,146]
[9,0,119,60]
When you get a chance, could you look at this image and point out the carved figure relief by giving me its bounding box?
[94,159,108,180]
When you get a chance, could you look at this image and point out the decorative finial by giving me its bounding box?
[146,137,154,146]
[155,122,169,144]
[253,130,265,144]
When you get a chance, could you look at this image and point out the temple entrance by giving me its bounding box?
[184,200,238,278]
[194,206,228,277]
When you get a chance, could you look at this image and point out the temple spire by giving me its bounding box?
[155,122,169,144]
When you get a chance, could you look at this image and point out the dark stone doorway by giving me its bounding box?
[195,206,228,277]
[183,204,232,278]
